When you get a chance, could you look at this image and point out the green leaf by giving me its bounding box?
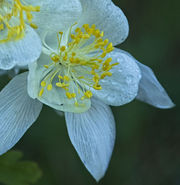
[0,150,42,185]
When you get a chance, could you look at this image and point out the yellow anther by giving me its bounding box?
[91,24,96,29]
[74,37,81,44]
[63,52,68,61]
[100,52,107,58]
[34,6,41,12]
[26,11,33,22]
[70,57,75,63]
[30,23,38,29]
[95,42,105,48]
[103,63,111,71]
[111,62,119,67]
[75,27,81,33]
[97,38,103,43]
[93,74,100,83]
[51,55,60,63]
[71,93,76,98]
[61,83,69,88]
[60,46,66,52]
[72,52,76,56]
[92,64,99,70]
[106,43,114,52]
[82,34,90,39]
[0,24,4,30]
[107,47,114,53]
[56,82,62,87]
[100,31,104,37]
[93,84,102,90]
[91,70,96,75]
[97,59,103,63]
[47,84,52,91]
[44,65,49,69]
[64,76,70,81]
[94,29,101,37]
[77,32,83,39]
[104,39,109,45]
[75,101,79,106]
[66,92,72,99]
[86,28,93,35]
[41,81,46,87]
[39,88,44,97]
[107,42,113,49]
[81,96,85,100]
[104,58,112,65]
[84,90,93,98]
[58,75,63,80]
[71,34,76,39]
[83,24,89,30]
[101,72,112,79]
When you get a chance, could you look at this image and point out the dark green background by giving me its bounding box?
[0,0,180,185]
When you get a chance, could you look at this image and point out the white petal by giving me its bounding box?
[92,48,141,106]
[0,26,42,70]
[77,0,129,45]
[65,98,116,181]
[136,61,175,109]
[28,54,91,113]
[25,0,82,36]
[0,72,42,155]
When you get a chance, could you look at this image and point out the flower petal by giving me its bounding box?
[0,72,42,155]
[77,0,129,45]
[0,26,42,70]
[92,48,141,106]
[28,54,91,113]
[135,61,175,109]
[25,0,82,36]
[65,98,116,181]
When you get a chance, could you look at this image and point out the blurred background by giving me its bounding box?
[0,0,180,185]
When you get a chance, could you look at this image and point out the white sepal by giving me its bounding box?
[65,98,116,181]
[0,72,43,155]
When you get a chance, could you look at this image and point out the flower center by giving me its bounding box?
[0,0,40,43]
[40,23,119,106]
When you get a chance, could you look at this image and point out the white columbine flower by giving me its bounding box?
[0,0,174,181]
[0,0,42,70]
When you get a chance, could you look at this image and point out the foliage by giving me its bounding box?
[0,151,42,185]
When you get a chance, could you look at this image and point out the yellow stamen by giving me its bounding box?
[41,81,46,87]
[0,0,40,43]
[39,88,44,97]
[66,92,72,99]
[47,84,52,91]
[84,91,93,98]
[39,23,119,105]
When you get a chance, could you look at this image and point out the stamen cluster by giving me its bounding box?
[40,23,119,106]
[0,0,40,43]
